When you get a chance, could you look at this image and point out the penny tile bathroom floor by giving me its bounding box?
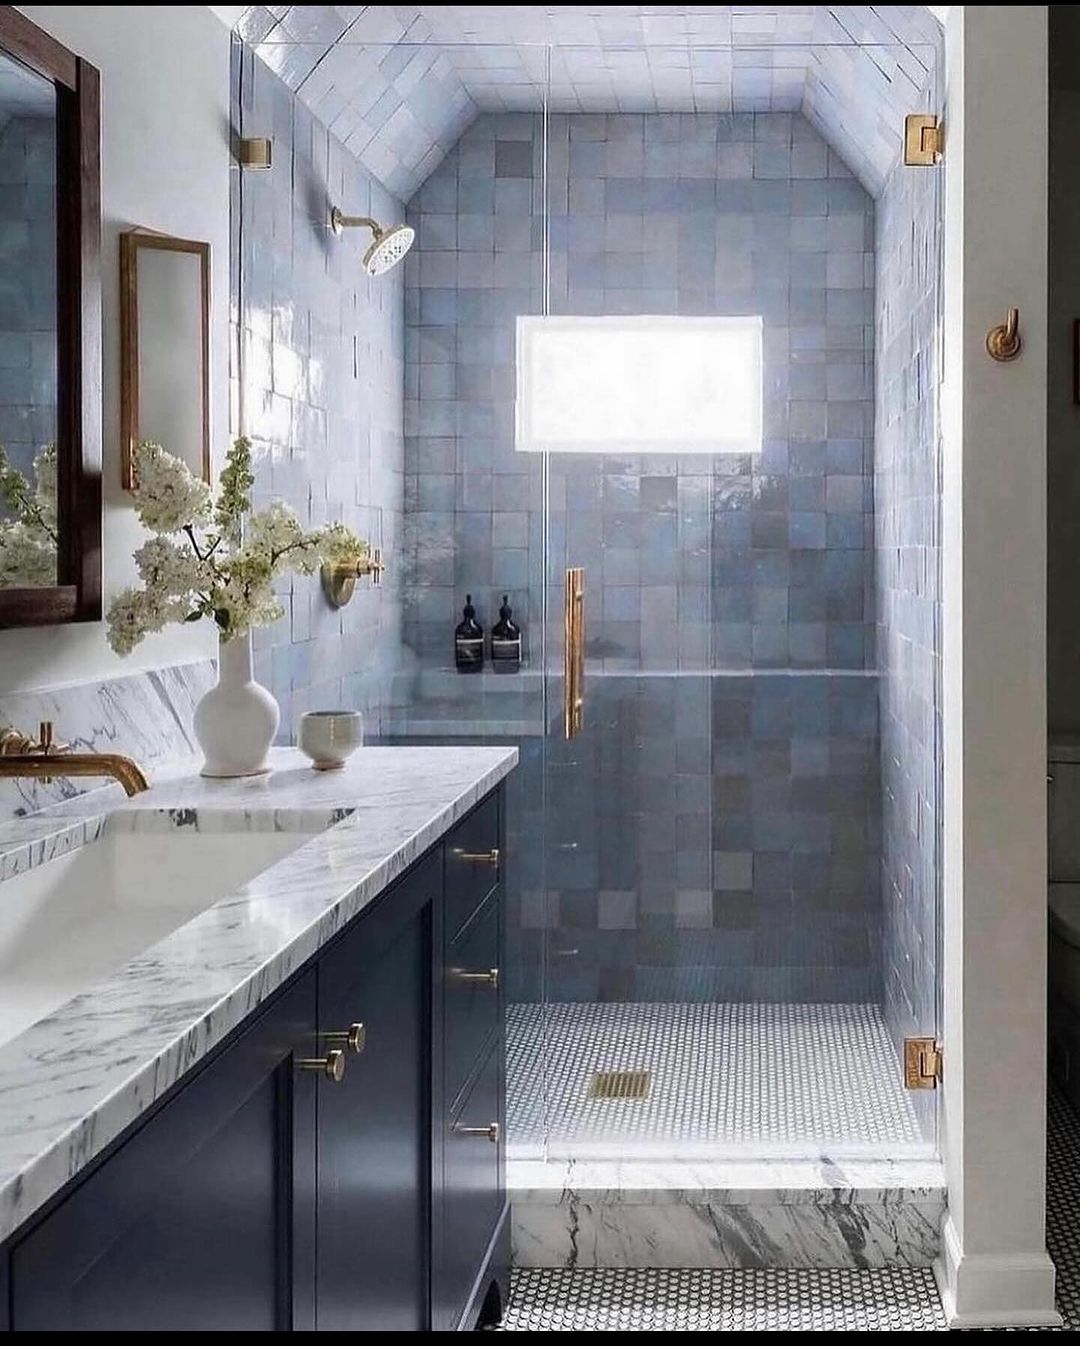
[506,1001,926,1157]
[500,1088,1080,1331]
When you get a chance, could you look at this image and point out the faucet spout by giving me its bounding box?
[0,724,150,797]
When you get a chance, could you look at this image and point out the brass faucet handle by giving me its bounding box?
[0,722,70,758]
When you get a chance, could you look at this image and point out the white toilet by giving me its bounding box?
[1048,736,1080,1105]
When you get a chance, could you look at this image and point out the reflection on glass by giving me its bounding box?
[0,47,57,587]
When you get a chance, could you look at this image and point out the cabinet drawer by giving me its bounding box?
[442,1045,504,1330]
[445,793,500,941]
[445,895,501,1110]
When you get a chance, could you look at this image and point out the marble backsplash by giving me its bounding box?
[0,661,215,821]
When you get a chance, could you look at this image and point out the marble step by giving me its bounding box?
[509,1156,947,1271]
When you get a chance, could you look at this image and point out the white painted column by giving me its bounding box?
[937,4,1058,1328]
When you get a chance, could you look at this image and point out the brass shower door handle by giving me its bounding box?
[564,567,585,740]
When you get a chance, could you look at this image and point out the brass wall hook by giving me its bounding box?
[986,307,1022,362]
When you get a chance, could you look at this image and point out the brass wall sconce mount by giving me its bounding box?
[321,548,384,609]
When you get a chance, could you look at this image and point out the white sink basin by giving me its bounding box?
[0,825,324,1049]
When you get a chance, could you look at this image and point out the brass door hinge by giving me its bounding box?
[904,1037,942,1090]
[904,114,943,166]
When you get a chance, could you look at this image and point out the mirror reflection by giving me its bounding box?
[0,48,57,589]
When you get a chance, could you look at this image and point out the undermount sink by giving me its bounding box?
[0,823,329,1050]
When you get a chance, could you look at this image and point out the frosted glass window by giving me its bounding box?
[515,315,763,455]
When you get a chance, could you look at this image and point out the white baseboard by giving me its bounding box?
[933,1214,1062,1329]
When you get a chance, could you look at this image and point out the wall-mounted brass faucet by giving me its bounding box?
[0,721,150,797]
[321,548,385,610]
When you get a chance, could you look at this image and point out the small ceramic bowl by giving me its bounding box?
[298,710,364,771]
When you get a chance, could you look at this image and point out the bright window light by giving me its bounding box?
[515,314,763,455]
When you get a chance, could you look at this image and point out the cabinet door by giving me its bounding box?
[316,854,437,1331]
[10,973,317,1331]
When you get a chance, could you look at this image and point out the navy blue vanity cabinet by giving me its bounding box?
[0,781,508,1333]
[315,852,436,1331]
[9,973,319,1331]
[433,791,509,1332]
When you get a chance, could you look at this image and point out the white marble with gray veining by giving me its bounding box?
[510,1156,946,1269]
[0,659,216,821]
[0,744,516,1244]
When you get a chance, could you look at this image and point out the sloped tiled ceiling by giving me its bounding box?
[216,6,942,200]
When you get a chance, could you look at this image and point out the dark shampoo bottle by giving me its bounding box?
[490,594,522,673]
[455,594,484,673]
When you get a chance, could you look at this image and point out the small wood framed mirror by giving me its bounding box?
[0,7,101,629]
[120,231,211,489]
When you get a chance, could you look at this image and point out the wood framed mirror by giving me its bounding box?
[0,6,101,629]
[120,231,211,489]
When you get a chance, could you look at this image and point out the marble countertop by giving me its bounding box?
[0,744,517,1245]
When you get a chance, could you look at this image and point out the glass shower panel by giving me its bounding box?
[536,42,945,1161]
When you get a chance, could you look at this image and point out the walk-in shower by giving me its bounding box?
[235,13,945,1173]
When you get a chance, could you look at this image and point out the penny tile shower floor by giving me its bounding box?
[506,1002,926,1158]
[500,1089,1080,1331]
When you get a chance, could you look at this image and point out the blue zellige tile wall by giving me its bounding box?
[405,110,883,1003]
[233,41,407,737]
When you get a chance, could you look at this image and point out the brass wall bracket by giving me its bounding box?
[986,307,1022,362]
[904,114,943,166]
[321,548,384,608]
[904,1037,942,1090]
[235,136,272,169]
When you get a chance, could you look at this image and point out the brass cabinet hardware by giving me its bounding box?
[454,1122,499,1143]
[564,567,586,740]
[457,848,500,867]
[297,1048,346,1083]
[904,114,942,165]
[903,1037,942,1090]
[453,967,500,988]
[321,1023,366,1054]
[986,307,1022,362]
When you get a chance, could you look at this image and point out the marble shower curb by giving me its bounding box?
[509,1157,946,1270]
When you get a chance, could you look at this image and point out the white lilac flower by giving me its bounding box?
[106,436,370,657]
[0,521,55,587]
[134,535,211,598]
[132,441,212,534]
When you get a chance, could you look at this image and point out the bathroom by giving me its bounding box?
[0,3,1063,1332]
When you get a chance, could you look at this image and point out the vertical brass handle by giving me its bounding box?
[564,567,585,740]
[454,1122,500,1143]
[297,1049,346,1083]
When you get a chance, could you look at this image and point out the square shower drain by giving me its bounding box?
[587,1069,651,1101]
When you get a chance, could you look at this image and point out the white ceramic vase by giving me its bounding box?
[194,632,280,778]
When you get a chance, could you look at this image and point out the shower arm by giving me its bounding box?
[330,207,380,237]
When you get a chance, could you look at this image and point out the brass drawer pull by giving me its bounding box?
[458,848,499,867]
[453,967,499,989]
[454,1122,499,1144]
[322,1022,366,1054]
[297,1049,346,1083]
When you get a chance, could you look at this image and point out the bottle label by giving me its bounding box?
[491,639,521,659]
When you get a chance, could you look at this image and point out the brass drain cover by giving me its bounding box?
[587,1070,651,1100]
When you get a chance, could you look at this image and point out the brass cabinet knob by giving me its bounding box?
[454,1121,499,1144]
[453,967,499,989]
[297,1049,346,1083]
[457,848,500,867]
[322,1022,366,1054]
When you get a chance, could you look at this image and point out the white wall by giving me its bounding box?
[938,4,1057,1328]
[0,6,230,694]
